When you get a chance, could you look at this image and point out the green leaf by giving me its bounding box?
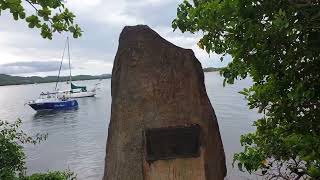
[308,165,320,177]
[19,12,25,19]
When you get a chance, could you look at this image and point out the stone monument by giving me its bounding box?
[103,25,226,180]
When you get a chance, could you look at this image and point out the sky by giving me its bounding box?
[0,0,231,77]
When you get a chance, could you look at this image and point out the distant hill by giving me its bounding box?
[203,67,223,72]
[0,74,112,86]
[0,68,222,86]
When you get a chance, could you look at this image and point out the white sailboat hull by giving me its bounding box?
[56,90,96,98]
[69,91,96,98]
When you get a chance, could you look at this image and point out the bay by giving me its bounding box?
[0,72,259,179]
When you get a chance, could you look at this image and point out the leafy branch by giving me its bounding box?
[0,119,76,179]
[173,0,320,179]
[0,0,82,39]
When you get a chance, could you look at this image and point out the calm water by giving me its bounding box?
[0,72,260,179]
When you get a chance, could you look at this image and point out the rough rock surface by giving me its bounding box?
[103,25,226,180]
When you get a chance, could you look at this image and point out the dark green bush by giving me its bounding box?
[21,171,76,180]
[0,120,75,180]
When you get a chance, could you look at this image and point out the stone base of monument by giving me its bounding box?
[103,25,226,180]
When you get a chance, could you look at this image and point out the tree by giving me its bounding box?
[173,0,320,179]
[0,119,75,179]
[0,0,82,39]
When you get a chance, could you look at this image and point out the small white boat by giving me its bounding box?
[70,90,96,98]
[57,82,99,98]
[69,82,96,98]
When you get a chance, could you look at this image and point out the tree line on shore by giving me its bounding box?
[0,67,221,86]
[0,74,111,86]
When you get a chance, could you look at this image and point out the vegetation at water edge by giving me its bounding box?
[0,119,76,180]
[0,74,111,86]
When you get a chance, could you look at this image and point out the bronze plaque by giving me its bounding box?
[145,124,200,161]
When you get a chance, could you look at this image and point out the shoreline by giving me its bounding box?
[0,74,111,86]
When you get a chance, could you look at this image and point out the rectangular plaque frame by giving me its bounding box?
[144,124,201,162]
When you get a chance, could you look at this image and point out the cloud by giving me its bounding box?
[0,61,69,75]
[0,0,230,76]
[67,0,145,27]
[153,26,232,68]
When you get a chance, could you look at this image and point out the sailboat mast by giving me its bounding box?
[55,38,68,91]
[67,37,72,83]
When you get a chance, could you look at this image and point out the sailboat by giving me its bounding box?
[62,37,98,98]
[27,92,78,111]
[27,38,79,111]
[69,83,97,98]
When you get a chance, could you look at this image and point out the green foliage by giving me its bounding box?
[21,170,76,180]
[173,0,320,179]
[0,119,47,179]
[0,0,82,39]
[0,120,75,179]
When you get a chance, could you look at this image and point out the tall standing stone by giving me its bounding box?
[103,25,226,180]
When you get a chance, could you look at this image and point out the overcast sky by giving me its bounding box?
[0,0,231,77]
